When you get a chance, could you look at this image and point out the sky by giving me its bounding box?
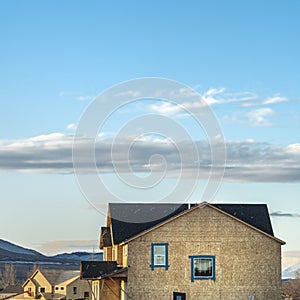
[0,1,299,270]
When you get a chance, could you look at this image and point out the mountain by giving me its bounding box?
[0,239,103,283]
[52,251,103,261]
[0,239,102,264]
[0,239,41,256]
[282,262,300,279]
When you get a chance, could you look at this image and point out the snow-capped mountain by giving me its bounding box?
[282,261,300,279]
[52,251,103,261]
[0,238,102,264]
[0,239,41,256]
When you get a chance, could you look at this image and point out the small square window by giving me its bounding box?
[151,243,168,270]
[40,288,45,293]
[189,255,215,282]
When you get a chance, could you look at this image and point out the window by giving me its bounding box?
[55,287,59,290]
[73,287,77,295]
[40,288,45,293]
[84,292,89,299]
[61,287,64,290]
[151,243,168,270]
[173,292,186,300]
[189,255,215,282]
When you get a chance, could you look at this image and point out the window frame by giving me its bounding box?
[151,243,169,270]
[73,287,77,295]
[189,255,215,282]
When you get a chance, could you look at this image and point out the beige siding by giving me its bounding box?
[66,278,91,300]
[122,244,128,267]
[126,205,282,300]
[104,246,112,261]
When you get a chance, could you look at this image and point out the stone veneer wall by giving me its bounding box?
[126,205,282,300]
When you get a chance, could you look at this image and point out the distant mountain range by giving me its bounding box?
[282,261,300,279]
[0,239,103,265]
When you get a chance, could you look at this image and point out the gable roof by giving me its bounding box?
[107,202,284,245]
[0,285,23,294]
[109,203,189,244]
[23,269,80,287]
[54,270,80,285]
[211,203,274,236]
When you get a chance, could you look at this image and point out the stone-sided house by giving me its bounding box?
[81,202,285,300]
[23,269,91,300]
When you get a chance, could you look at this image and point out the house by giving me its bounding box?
[81,202,285,300]
[0,285,23,299]
[23,269,91,300]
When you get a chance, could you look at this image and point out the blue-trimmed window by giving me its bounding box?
[189,255,215,282]
[151,243,168,270]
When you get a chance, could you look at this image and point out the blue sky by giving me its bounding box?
[0,1,300,270]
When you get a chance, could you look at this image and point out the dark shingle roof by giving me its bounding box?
[108,203,274,244]
[1,285,23,294]
[212,203,274,236]
[80,261,120,279]
[109,203,189,244]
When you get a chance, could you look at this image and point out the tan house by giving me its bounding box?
[81,202,285,300]
[23,269,91,300]
[0,285,24,300]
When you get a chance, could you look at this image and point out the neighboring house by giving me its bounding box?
[0,285,23,299]
[23,269,91,300]
[81,202,285,300]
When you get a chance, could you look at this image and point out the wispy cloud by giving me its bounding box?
[66,123,77,131]
[246,108,275,127]
[147,87,288,129]
[75,95,94,101]
[270,211,300,218]
[59,91,94,101]
[283,251,300,270]
[115,90,141,97]
[242,94,288,107]
[38,239,99,256]
[1,133,300,183]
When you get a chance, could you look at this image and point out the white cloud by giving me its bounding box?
[1,133,300,183]
[58,91,94,101]
[115,90,141,97]
[38,239,99,256]
[76,95,94,101]
[262,95,288,105]
[246,108,275,126]
[67,123,77,130]
[242,94,288,107]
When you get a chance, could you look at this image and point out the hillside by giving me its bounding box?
[283,261,300,279]
[0,239,102,283]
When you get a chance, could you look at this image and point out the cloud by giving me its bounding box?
[1,133,300,183]
[262,95,288,105]
[283,251,300,270]
[38,239,99,256]
[115,90,141,97]
[147,87,287,123]
[67,123,77,130]
[75,95,94,101]
[246,108,275,126]
[270,211,300,218]
[58,91,94,101]
[242,94,288,107]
